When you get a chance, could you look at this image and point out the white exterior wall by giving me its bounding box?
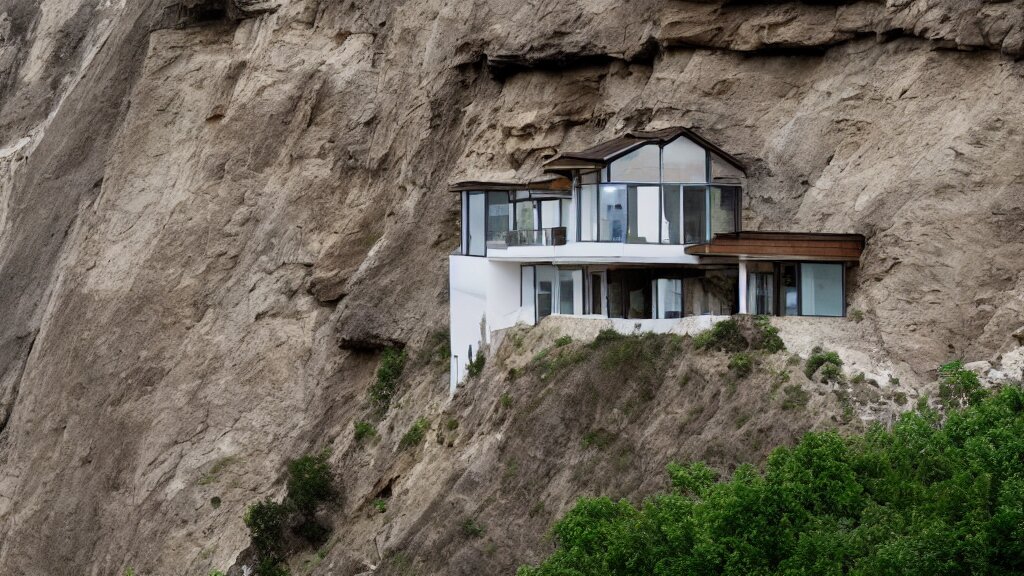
[449,256,533,394]
[449,254,489,393]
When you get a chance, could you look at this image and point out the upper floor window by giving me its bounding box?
[578,136,741,245]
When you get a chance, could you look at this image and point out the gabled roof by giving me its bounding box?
[543,126,746,174]
[447,175,571,193]
[684,231,866,262]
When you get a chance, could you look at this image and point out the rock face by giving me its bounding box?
[0,0,1021,574]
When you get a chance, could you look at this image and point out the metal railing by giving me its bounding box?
[505,226,567,247]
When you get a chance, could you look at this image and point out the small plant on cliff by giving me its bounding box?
[399,418,430,449]
[466,349,486,377]
[728,353,753,378]
[753,315,785,353]
[462,518,486,538]
[244,499,287,562]
[287,450,335,521]
[693,319,747,352]
[804,348,844,382]
[938,360,987,410]
[369,347,406,413]
[353,420,377,443]
[554,335,572,347]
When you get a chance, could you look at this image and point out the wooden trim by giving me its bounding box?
[685,231,865,261]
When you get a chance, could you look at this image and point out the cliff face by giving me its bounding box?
[0,1,1022,574]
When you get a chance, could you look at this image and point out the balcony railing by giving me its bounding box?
[505,226,567,247]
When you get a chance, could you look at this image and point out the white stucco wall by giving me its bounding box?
[449,254,489,393]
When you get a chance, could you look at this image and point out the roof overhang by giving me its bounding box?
[448,175,572,193]
[542,126,746,176]
[684,231,865,262]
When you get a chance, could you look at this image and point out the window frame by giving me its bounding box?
[574,136,743,245]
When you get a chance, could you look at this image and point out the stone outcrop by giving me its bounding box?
[0,0,1021,574]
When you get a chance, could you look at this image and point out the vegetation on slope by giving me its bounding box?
[519,381,1024,575]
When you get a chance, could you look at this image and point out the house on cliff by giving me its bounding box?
[448,128,864,391]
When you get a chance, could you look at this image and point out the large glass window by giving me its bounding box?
[580,185,597,241]
[800,263,843,316]
[747,262,774,316]
[599,185,626,242]
[655,278,683,319]
[627,185,660,244]
[683,186,706,244]
[608,144,659,182]
[486,192,510,243]
[662,137,706,182]
[780,264,798,316]
[536,266,555,319]
[515,200,536,231]
[540,200,560,229]
[711,152,744,182]
[466,192,486,256]
[710,186,739,236]
[660,185,681,244]
[558,269,582,314]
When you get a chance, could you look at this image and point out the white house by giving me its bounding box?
[448,127,864,392]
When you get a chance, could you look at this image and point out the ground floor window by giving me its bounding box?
[533,265,582,321]
[746,261,845,317]
[605,267,737,319]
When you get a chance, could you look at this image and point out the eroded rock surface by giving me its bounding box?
[0,0,1021,574]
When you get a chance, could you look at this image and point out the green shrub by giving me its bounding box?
[400,418,430,449]
[519,387,1024,576]
[353,421,376,443]
[938,360,987,410]
[728,353,753,378]
[693,319,747,352]
[255,558,289,576]
[591,328,625,347]
[581,429,617,450]
[369,347,406,413]
[804,348,843,379]
[554,335,572,347]
[373,498,389,513]
[892,391,908,406]
[445,418,459,431]
[781,384,810,410]
[462,518,486,538]
[888,375,901,387]
[753,315,785,353]
[422,327,450,365]
[500,392,513,409]
[466,349,486,377]
[851,372,866,384]
[819,361,845,384]
[286,450,335,520]
[210,496,221,509]
[244,499,287,561]
[848,308,864,322]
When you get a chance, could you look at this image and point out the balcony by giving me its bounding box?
[504,227,567,247]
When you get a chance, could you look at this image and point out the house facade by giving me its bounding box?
[448,128,864,392]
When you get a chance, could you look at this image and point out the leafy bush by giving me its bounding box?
[255,558,289,576]
[519,387,1024,576]
[591,328,625,347]
[244,499,287,561]
[848,308,865,322]
[804,348,843,379]
[500,392,513,409]
[399,418,430,449]
[445,418,459,430]
[353,420,376,443]
[753,315,785,353]
[373,498,389,513]
[938,360,987,410]
[554,335,572,347]
[286,450,335,520]
[819,361,845,384]
[369,347,406,413]
[693,319,748,352]
[728,353,753,378]
[462,518,486,538]
[466,349,486,377]
[781,384,810,410]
